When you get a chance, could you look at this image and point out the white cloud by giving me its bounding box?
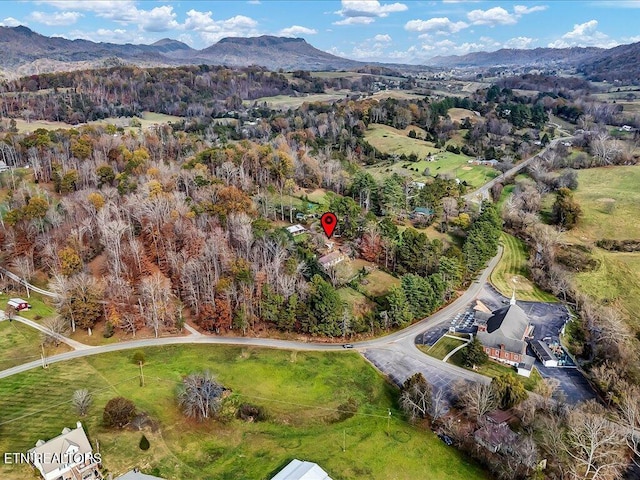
[38,1,140,23]
[334,0,407,25]
[30,11,82,26]
[513,5,548,15]
[183,10,259,44]
[278,25,317,37]
[548,20,617,48]
[405,17,468,34]
[374,34,392,42]
[140,6,179,32]
[467,7,517,26]
[67,27,149,44]
[504,36,536,49]
[334,16,375,25]
[0,17,24,27]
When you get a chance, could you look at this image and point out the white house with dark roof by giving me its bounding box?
[475,293,533,368]
[28,421,101,480]
[271,459,332,480]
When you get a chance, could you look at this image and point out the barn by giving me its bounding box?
[7,298,31,311]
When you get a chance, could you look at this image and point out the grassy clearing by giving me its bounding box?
[490,233,557,302]
[364,123,437,157]
[337,287,377,319]
[243,92,350,109]
[574,250,640,331]
[0,346,488,480]
[447,108,479,123]
[563,166,640,244]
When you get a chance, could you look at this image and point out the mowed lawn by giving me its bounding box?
[0,346,489,480]
[364,123,437,158]
[490,233,557,302]
[425,335,468,360]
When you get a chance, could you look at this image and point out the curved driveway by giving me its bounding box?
[0,248,502,386]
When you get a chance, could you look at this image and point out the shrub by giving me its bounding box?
[139,434,150,451]
[103,322,114,338]
[132,351,146,365]
[236,403,267,422]
[103,397,136,428]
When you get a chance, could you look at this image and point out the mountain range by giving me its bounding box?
[0,25,639,83]
[0,26,365,78]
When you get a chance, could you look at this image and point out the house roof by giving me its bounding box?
[474,423,519,450]
[413,207,434,215]
[286,224,306,234]
[116,469,166,480]
[318,251,345,266]
[28,422,92,475]
[271,459,332,480]
[531,340,555,363]
[477,302,529,354]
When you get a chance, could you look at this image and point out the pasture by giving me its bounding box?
[0,346,488,480]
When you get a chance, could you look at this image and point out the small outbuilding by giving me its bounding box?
[8,298,31,311]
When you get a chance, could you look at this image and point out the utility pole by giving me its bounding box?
[342,429,346,452]
[41,344,48,369]
[387,409,391,432]
[139,361,145,387]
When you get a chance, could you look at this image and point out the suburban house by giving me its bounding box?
[475,293,534,368]
[28,421,101,480]
[285,224,307,237]
[474,422,520,454]
[271,459,332,480]
[318,251,346,270]
[115,469,166,480]
[8,297,31,311]
[411,207,434,218]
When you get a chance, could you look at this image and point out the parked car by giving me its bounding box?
[438,434,454,446]
[342,344,354,349]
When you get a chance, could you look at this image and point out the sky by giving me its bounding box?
[1,1,639,63]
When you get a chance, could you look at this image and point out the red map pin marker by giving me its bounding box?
[320,212,338,239]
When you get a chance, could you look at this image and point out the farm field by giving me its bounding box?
[363,124,498,187]
[244,91,351,109]
[8,111,183,133]
[563,166,640,244]
[575,251,640,331]
[490,233,557,302]
[0,346,488,480]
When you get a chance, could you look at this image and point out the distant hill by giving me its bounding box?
[193,36,363,71]
[428,46,603,68]
[0,26,364,77]
[577,42,640,83]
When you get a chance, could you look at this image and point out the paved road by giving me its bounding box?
[0,249,503,386]
[463,136,574,203]
[0,312,89,351]
[0,267,56,297]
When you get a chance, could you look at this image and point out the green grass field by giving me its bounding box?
[364,123,438,158]
[563,166,640,244]
[0,319,71,370]
[0,346,488,480]
[244,92,350,109]
[363,124,497,188]
[425,335,468,360]
[490,233,557,302]
[0,292,56,321]
[574,250,640,331]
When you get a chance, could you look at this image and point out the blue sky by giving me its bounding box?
[1,1,639,62]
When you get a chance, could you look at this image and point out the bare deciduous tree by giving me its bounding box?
[454,380,498,423]
[178,371,225,421]
[72,389,92,416]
